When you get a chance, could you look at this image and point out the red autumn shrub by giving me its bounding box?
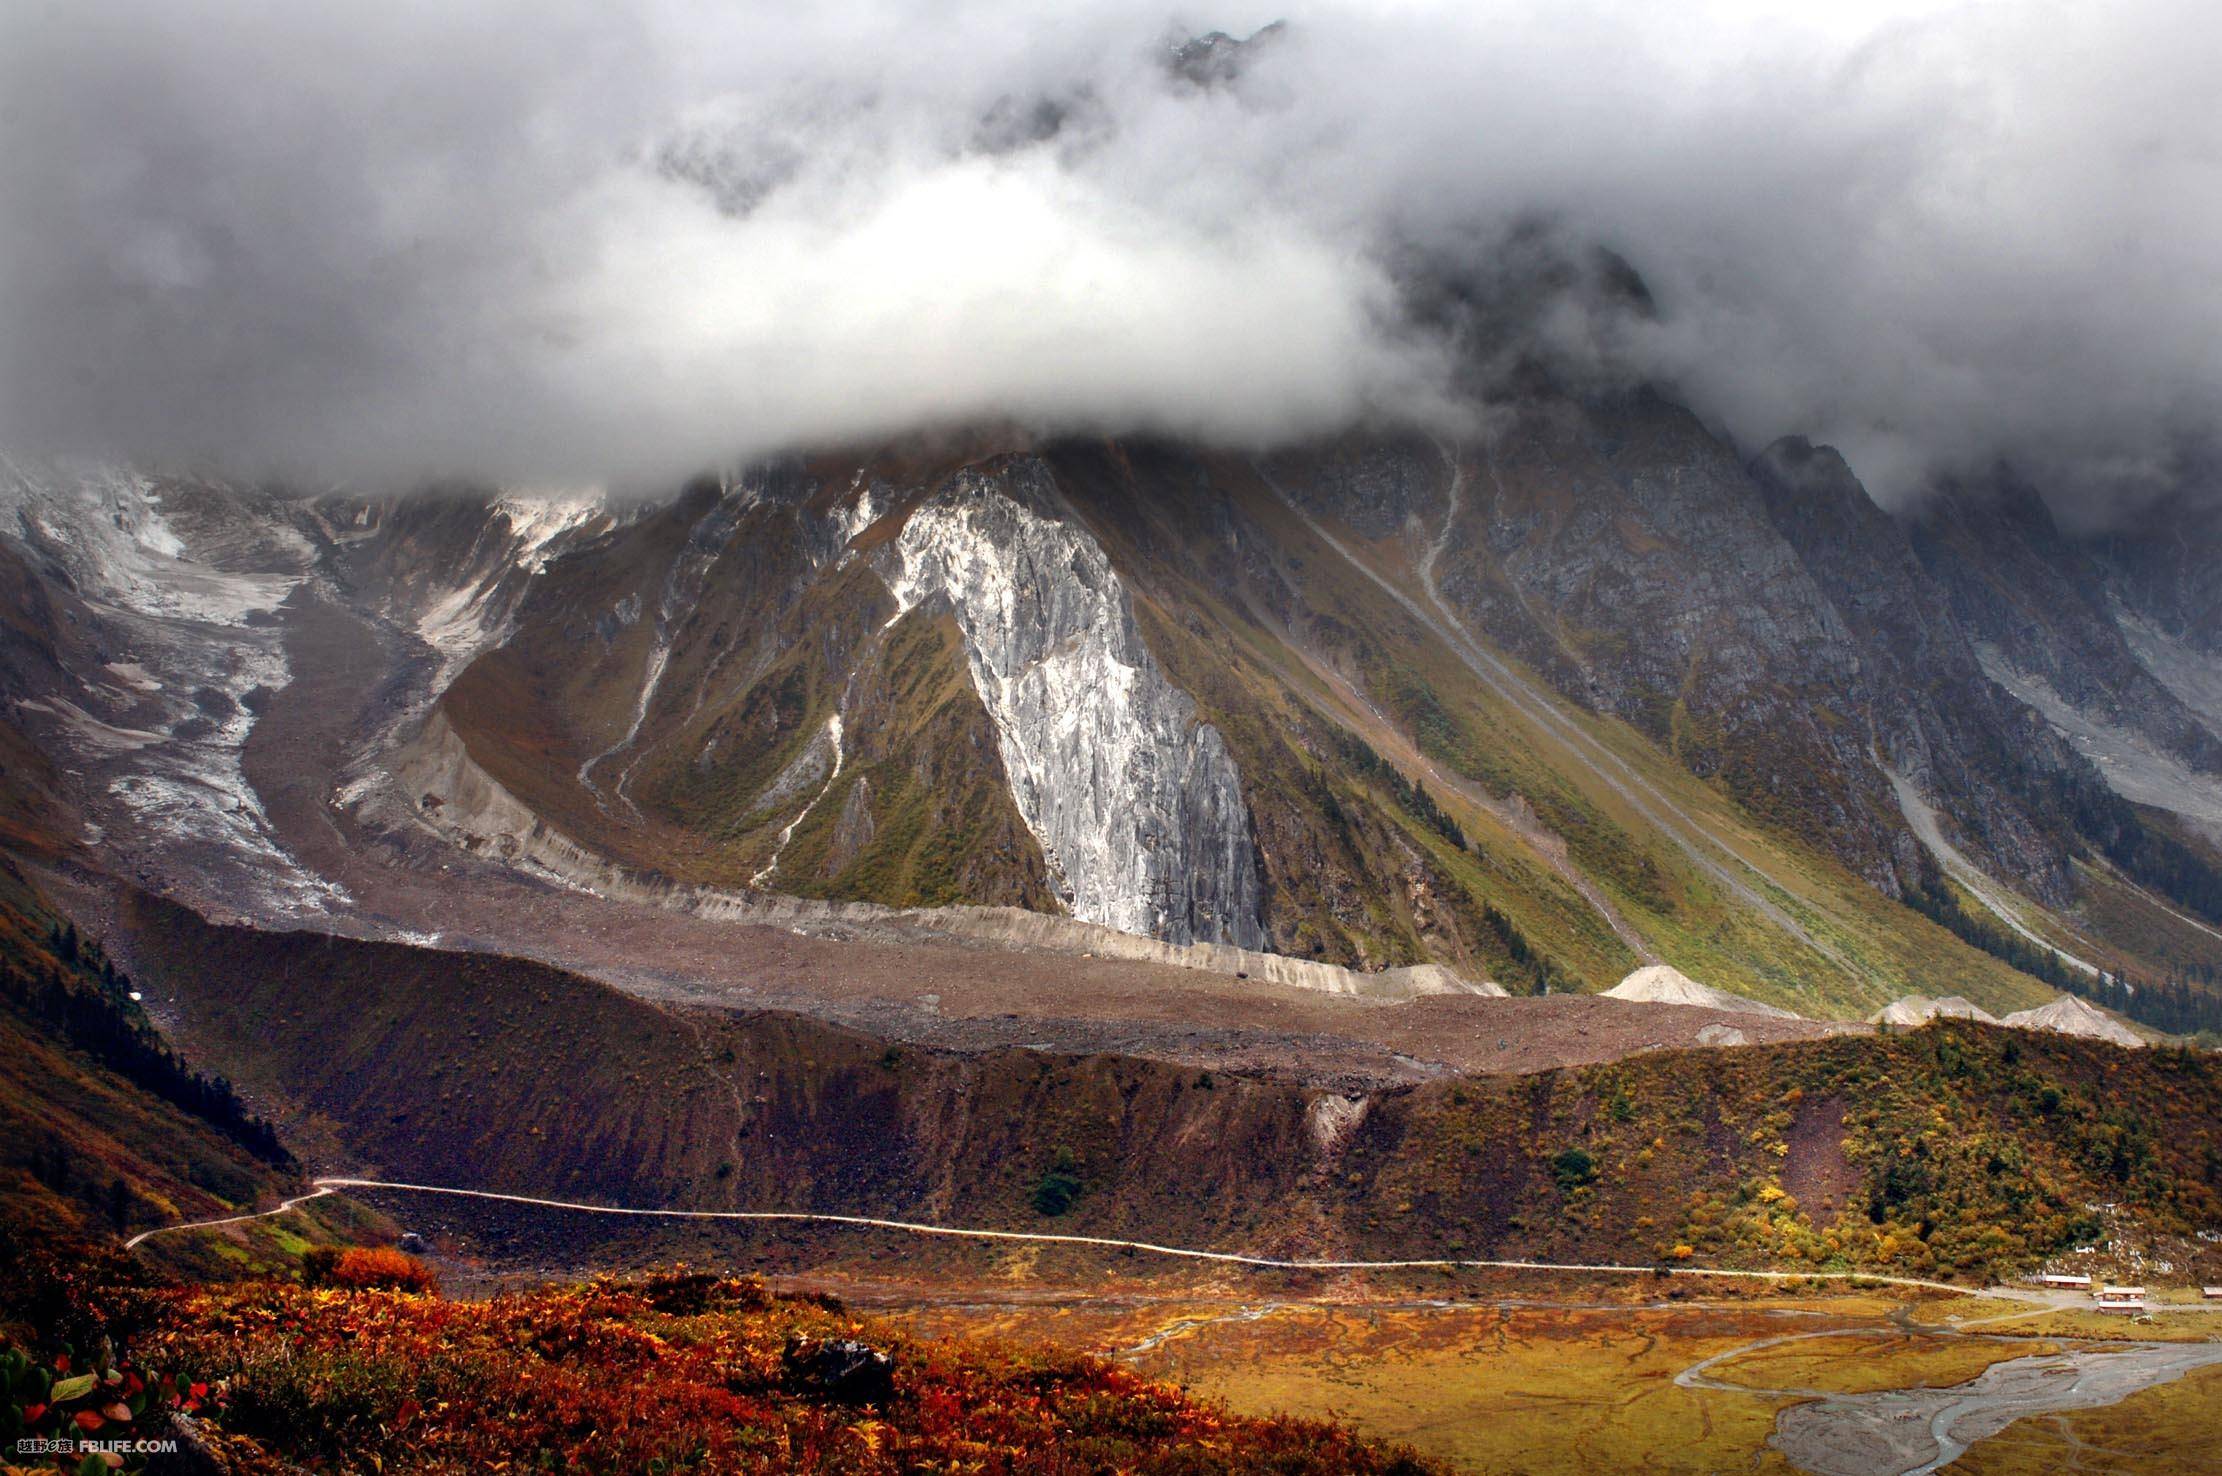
[136,1272,1442,1474]
[301,1246,437,1293]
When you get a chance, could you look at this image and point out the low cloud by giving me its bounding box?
[2,1,2217,517]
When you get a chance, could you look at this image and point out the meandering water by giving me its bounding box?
[1680,1326,2222,1476]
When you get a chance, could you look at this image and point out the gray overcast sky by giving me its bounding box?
[2,0,2217,517]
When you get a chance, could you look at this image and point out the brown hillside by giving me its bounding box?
[0,861,301,1269]
[115,896,2222,1284]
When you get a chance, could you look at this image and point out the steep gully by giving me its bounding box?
[1257,600,1656,964]
[1883,765,2104,978]
[751,712,846,887]
[576,641,668,822]
[576,494,736,823]
[1260,449,1848,971]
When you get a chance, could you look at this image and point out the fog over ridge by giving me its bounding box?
[2,0,2217,520]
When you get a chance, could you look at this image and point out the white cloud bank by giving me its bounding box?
[2,0,2217,516]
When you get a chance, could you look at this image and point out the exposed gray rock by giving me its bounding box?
[2000,994,2144,1047]
[1909,471,2222,778]
[881,459,1265,947]
[1750,437,2090,903]
[1381,395,1917,897]
[2086,491,2222,662]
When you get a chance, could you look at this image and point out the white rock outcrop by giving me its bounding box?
[2000,994,2144,1047]
[1868,994,1999,1027]
[1603,964,1800,1018]
[881,460,1265,948]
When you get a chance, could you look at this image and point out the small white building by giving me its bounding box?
[2094,1285,2147,1313]
[2036,1273,2092,1288]
[2203,1286,2222,1301]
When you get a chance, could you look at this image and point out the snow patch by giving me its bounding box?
[496,491,605,572]
[414,492,608,689]
[829,475,890,568]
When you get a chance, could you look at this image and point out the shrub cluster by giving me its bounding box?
[300,1246,439,1294]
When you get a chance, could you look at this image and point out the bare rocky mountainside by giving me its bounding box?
[4,371,2222,1032]
[7,335,2222,1309]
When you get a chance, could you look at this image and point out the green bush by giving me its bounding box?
[1031,1173,1082,1216]
[1031,1146,1084,1216]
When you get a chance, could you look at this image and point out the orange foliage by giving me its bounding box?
[133,1271,1437,1474]
[300,1245,438,1293]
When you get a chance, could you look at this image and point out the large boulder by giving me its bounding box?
[784,1336,896,1405]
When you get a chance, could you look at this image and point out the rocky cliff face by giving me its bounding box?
[880,458,1265,947]
[2089,492,2222,661]
[1443,395,1910,884]
[1746,438,2091,903]
[1909,473,2222,778]
[5,421,2219,1021]
[1252,396,1935,898]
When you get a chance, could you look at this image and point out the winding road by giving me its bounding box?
[121,1184,339,1250]
[125,1176,2222,1476]
[125,1176,2090,1302]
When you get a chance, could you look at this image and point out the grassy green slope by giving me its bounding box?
[773,606,1059,909]
[1351,1021,2222,1284]
[1054,443,2058,1019]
